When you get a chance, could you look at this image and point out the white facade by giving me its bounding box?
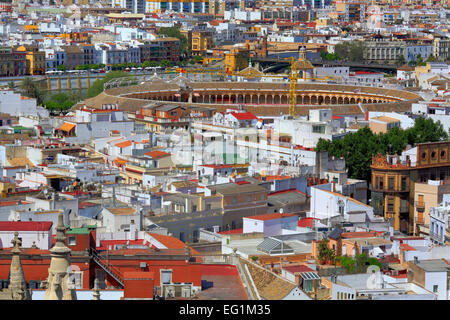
[429,203,449,245]
[424,270,448,300]
[243,215,298,237]
[101,207,141,233]
[273,110,346,148]
[0,90,49,118]
[0,229,52,250]
[309,186,374,222]
[62,108,135,145]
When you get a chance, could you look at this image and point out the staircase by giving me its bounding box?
[91,249,124,288]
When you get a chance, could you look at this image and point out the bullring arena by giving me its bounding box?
[80,76,423,116]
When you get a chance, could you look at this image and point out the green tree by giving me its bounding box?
[335,40,365,62]
[57,64,67,72]
[159,59,171,67]
[316,118,448,181]
[86,71,132,98]
[20,77,44,105]
[43,92,78,112]
[317,239,335,264]
[416,54,426,66]
[426,55,436,62]
[337,256,356,273]
[355,253,368,273]
[7,81,15,89]
[395,55,406,65]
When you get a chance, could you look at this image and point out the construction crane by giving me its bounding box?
[287,56,298,118]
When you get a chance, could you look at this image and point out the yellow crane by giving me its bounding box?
[287,56,297,118]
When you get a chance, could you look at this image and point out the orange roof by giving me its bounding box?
[400,243,417,251]
[341,232,377,239]
[58,122,76,132]
[147,232,199,255]
[114,158,128,165]
[115,140,132,148]
[256,175,291,181]
[144,150,170,159]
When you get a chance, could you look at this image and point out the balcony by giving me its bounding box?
[400,205,409,213]
[429,231,443,244]
[415,201,425,212]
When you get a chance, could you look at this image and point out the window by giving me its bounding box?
[312,125,325,134]
[161,270,172,285]
[387,198,394,212]
[192,205,197,212]
[388,177,395,190]
[441,150,446,159]
[68,237,76,246]
[401,177,407,190]
[379,177,384,190]
[431,151,436,159]
[433,285,438,293]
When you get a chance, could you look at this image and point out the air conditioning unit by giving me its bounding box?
[181,286,191,298]
[164,285,175,298]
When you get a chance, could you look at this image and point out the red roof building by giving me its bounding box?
[0,221,53,232]
[229,112,258,121]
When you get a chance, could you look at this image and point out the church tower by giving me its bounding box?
[44,213,77,300]
[9,232,31,300]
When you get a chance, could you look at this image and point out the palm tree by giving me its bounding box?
[7,81,15,90]
[20,77,44,105]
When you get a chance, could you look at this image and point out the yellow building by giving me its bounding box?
[413,181,450,237]
[371,141,450,235]
[191,31,213,56]
[224,47,250,74]
[0,181,16,198]
[24,25,38,32]
[315,18,332,27]
[15,46,45,75]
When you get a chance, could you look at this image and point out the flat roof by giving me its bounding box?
[415,259,450,272]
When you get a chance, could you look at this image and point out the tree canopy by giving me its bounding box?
[86,71,131,98]
[315,118,448,181]
[20,77,45,105]
[334,40,365,62]
[320,51,341,61]
[43,92,79,112]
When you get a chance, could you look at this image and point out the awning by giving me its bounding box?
[300,272,321,280]
[114,158,127,165]
[58,122,76,132]
[372,247,384,256]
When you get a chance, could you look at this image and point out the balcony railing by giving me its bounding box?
[415,201,425,212]
[429,232,443,244]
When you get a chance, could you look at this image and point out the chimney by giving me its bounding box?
[112,186,117,208]
[128,220,136,241]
